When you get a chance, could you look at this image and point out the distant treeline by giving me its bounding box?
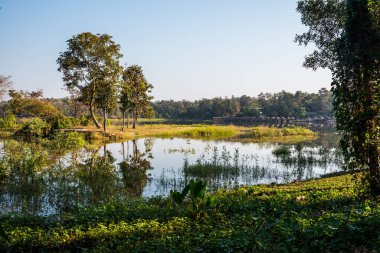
[0,88,332,121]
[152,89,332,119]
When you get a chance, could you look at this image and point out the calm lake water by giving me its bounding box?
[0,132,342,215]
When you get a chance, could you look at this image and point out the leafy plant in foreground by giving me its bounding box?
[170,179,217,219]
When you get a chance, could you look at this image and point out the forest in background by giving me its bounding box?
[0,88,332,121]
[148,88,332,119]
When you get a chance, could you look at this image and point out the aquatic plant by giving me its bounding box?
[272,146,291,156]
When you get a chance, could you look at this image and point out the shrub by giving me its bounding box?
[0,115,16,129]
[16,118,50,139]
[46,115,80,130]
[79,115,91,126]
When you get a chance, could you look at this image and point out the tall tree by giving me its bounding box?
[95,74,120,132]
[57,32,123,129]
[122,65,153,129]
[333,0,380,196]
[297,0,380,196]
[119,75,132,131]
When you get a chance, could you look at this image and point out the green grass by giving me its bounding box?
[177,125,238,138]
[184,163,239,178]
[1,174,379,252]
[242,126,316,138]
[101,124,315,142]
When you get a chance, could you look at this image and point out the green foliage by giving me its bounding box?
[46,115,79,130]
[48,131,86,150]
[1,174,379,252]
[272,146,291,156]
[79,115,91,126]
[332,0,380,197]
[57,32,123,129]
[17,118,51,139]
[245,127,315,138]
[170,179,217,219]
[295,0,345,70]
[296,0,380,197]
[179,126,237,138]
[0,114,15,129]
[152,89,333,119]
[122,65,154,128]
[119,145,152,196]
[170,184,190,205]
[7,89,60,117]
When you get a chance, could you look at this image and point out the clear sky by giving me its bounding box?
[0,0,331,100]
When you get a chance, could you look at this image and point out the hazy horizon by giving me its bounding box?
[0,0,332,100]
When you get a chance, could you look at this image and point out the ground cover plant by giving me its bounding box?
[0,173,379,252]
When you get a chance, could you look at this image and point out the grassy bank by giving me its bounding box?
[1,174,379,252]
[73,124,316,143]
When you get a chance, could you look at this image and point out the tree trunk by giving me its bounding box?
[368,143,380,197]
[89,102,101,129]
[122,111,126,132]
[89,82,101,129]
[122,142,125,160]
[132,111,137,129]
[103,108,107,132]
[126,112,129,129]
[132,140,137,159]
[127,141,130,158]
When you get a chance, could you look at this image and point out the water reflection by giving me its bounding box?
[0,140,47,214]
[154,140,343,193]
[120,140,152,196]
[0,139,153,215]
[0,134,342,215]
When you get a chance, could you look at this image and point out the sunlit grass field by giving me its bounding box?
[73,123,317,143]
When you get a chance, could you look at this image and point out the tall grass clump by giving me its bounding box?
[245,126,315,138]
[184,146,240,178]
[180,126,237,138]
[272,146,291,156]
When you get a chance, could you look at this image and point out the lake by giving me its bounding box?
[0,132,342,215]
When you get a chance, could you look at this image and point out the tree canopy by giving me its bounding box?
[122,65,153,129]
[297,0,380,197]
[57,32,123,129]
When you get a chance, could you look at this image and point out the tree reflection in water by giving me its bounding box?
[0,138,153,215]
[120,139,153,196]
[0,140,47,214]
[0,135,341,215]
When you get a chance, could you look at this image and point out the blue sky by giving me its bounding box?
[0,0,331,100]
